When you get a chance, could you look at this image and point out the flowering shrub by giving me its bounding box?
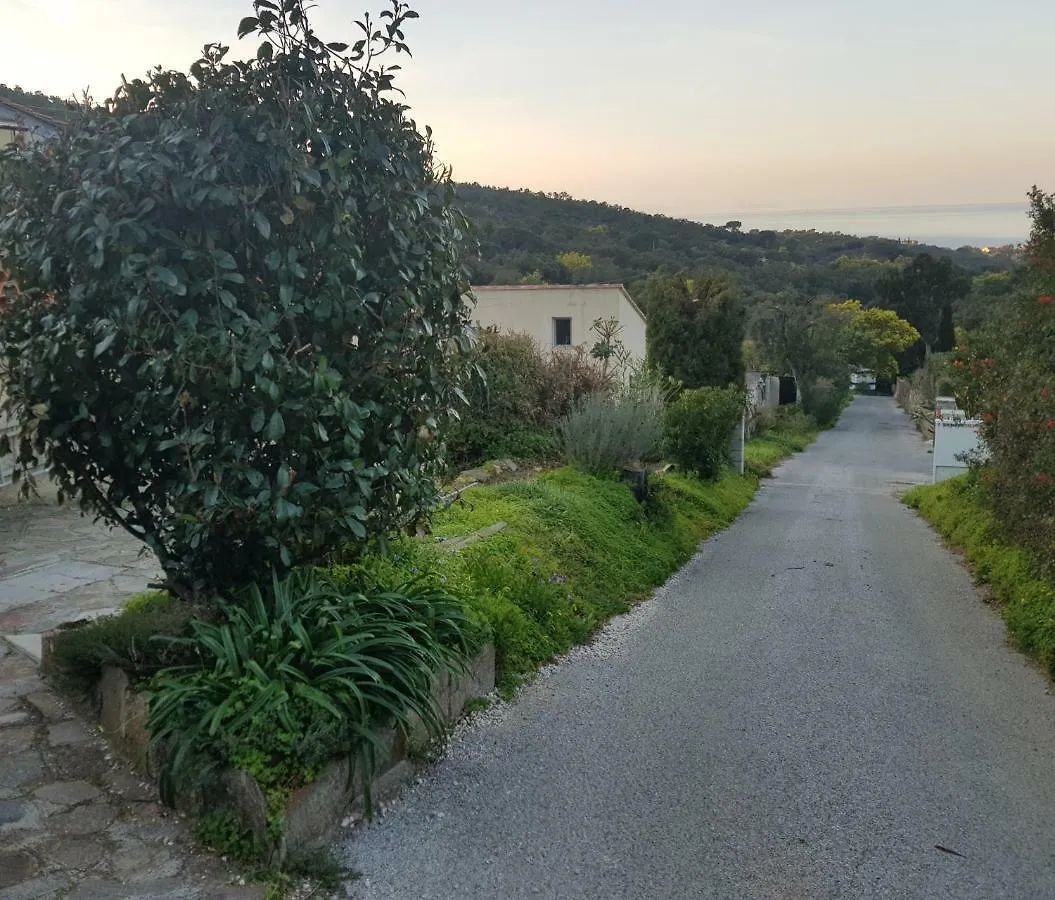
[950,187,1055,572]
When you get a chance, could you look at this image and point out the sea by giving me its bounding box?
[698,202,1030,250]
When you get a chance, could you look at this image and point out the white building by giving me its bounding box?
[468,284,647,362]
[0,98,64,149]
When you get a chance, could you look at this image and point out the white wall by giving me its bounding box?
[745,372,781,411]
[616,293,647,361]
[470,285,647,362]
[933,418,986,483]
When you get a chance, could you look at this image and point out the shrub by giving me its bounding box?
[445,331,604,469]
[538,345,608,418]
[559,381,664,473]
[664,386,746,480]
[753,405,814,439]
[147,570,474,812]
[800,376,845,428]
[947,187,1055,572]
[0,2,473,599]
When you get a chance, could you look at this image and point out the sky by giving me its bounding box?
[4,0,1054,243]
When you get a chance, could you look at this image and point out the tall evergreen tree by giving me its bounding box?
[644,274,746,388]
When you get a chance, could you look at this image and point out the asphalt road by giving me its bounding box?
[340,397,1055,900]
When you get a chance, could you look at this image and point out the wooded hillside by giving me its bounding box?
[457,183,1017,309]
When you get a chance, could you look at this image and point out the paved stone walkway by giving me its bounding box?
[0,482,159,653]
[0,641,263,900]
[0,487,265,898]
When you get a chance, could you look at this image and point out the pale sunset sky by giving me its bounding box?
[4,0,1053,240]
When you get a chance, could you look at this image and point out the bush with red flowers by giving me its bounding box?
[949,187,1055,572]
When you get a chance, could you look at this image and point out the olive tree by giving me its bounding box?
[0,1,474,599]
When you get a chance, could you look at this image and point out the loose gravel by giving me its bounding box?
[338,398,1055,900]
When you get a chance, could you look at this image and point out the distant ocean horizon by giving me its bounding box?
[696,202,1030,250]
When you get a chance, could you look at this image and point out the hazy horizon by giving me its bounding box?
[694,200,1029,249]
[5,1,1053,233]
[464,185,1029,249]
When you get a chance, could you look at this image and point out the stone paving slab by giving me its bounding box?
[0,641,263,899]
[0,481,160,637]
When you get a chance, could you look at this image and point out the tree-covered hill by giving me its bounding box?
[457,183,1017,308]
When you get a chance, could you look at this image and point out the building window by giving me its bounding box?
[553,317,572,347]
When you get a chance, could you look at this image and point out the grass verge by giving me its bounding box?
[339,467,758,694]
[903,474,1055,678]
[744,430,817,477]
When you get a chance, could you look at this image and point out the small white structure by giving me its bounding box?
[932,397,986,483]
[469,284,647,362]
[745,372,781,411]
[851,371,877,392]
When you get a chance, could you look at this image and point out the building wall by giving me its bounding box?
[745,372,782,411]
[0,102,61,147]
[469,285,646,362]
[616,293,647,361]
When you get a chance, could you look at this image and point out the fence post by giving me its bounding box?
[729,413,746,476]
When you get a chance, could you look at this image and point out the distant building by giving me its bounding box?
[0,97,65,148]
[469,284,647,362]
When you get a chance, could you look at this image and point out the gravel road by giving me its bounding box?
[339,396,1055,900]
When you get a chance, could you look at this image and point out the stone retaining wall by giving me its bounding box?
[47,641,496,863]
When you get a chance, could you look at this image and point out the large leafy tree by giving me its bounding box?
[827,300,921,380]
[0,1,474,600]
[753,293,919,422]
[644,273,745,389]
[876,252,970,367]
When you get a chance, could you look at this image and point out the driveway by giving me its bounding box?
[339,397,1055,899]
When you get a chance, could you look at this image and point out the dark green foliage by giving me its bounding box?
[445,331,604,469]
[800,377,846,428]
[47,593,201,697]
[949,187,1055,572]
[751,293,846,388]
[904,475,1055,678]
[194,811,260,865]
[147,570,474,810]
[644,274,745,388]
[457,184,1012,303]
[664,386,747,480]
[957,271,1022,330]
[0,2,473,599]
[876,253,970,368]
